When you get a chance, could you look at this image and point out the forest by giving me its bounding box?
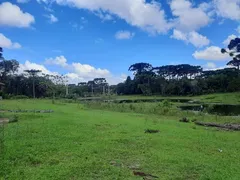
[0,37,240,98]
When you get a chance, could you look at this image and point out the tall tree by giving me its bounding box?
[222,37,240,73]
[0,47,3,60]
[24,69,42,98]
[128,63,152,75]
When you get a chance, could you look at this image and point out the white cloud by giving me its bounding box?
[45,56,68,67]
[19,56,125,85]
[18,60,58,75]
[0,2,35,28]
[0,33,21,49]
[192,46,230,61]
[43,55,124,84]
[72,62,110,78]
[223,34,237,46]
[170,0,212,32]
[213,0,240,20]
[107,74,127,85]
[94,11,113,21]
[45,14,58,23]
[237,26,240,34]
[204,62,217,70]
[69,22,84,30]
[187,31,210,47]
[44,6,54,12]
[115,31,135,40]
[37,0,49,3]
[53,0,172,34]
[65,73,84,84]
[17,0,30,3]
[171,29,210,47]
[171,29,187,41]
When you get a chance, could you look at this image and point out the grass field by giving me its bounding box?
[0,99,240,179]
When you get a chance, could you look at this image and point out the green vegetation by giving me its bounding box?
[0,37,240,99]
[114,92,240,104]
[0,35,240,180]
[0,99,240,179]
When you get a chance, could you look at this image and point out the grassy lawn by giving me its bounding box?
[0,99,240,179]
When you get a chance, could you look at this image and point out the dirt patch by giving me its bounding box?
[195,121,240,131]
[145,129,160,133]
[133,171,159,179]
[0,118,9,124]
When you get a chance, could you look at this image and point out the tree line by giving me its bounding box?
[0,37,239,98]
[0,48,110,98]
[115,37,240,96]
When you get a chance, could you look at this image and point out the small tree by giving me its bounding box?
[42,74,65,103]
[24,69,41,98]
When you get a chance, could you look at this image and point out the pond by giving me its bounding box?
[178,104,240,116]
[81,98,197,103]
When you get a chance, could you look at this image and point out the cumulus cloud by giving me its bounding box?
[213,0,240,20]
[45,14,58,23]
[0,2,35,28]
[170,0,212,32]
[115,31,135,40]
[223,34,237,46]
[171,29,210,47]
[72,62,110,78]
[43,56,124,84]
[18,60,58,75]
[50,0,172,34]
[45,56,68,67]
[192,46,230,61]
[204,62,217,70]
[0,33,21,49]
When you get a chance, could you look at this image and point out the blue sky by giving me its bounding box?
[0,0,240,84]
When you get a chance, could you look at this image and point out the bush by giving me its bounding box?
[9,115,19,123]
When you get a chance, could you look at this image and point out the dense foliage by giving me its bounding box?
[115,65,240,96]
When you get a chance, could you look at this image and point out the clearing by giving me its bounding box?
[0,99,239,179]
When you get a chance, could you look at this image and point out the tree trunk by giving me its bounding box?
[32,78,35,98]
[91,84,93,96]
[66,85,68,96]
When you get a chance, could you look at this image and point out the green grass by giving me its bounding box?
[0,99,240,179]
[197,92,240,104]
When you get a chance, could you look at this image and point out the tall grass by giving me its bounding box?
[84,100,239,124]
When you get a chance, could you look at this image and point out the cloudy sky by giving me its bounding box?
[0,0,240,84]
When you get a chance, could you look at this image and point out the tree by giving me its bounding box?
[222,37,240,73]
[24,69,42,98]
[0,48,19,83]
[227,58,240,71]
[0,47,3,60]
[128,63,152,75]
[93,78,108,95]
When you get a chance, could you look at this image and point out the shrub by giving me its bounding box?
[9,115,19,123]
